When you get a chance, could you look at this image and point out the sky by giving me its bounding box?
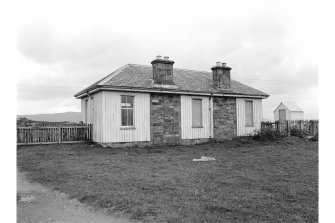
[16,0,318,120]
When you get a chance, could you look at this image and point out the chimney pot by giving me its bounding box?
[164,56,169,60]
[216,62,221,66]
[156,55,162,60]
[222,63,227,67]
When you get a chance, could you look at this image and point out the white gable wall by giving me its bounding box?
[274,103,290,121]
[81,92,103,142]
[236,98,263,136]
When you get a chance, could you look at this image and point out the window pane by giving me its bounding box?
[192,99,202,127]
[127,109,134,126]
[245,101,253,126]
[127,96,134,108]
[121,96,134,108]
[121,96,134,126]
[121,109,127,126]
[121,95,127,104]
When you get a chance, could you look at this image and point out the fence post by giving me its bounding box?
[287,121,290,136]
[90,124,92,141]
[312,121,317,136]
[58,126,61,143]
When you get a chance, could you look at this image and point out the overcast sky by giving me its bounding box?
[16,0,318,120]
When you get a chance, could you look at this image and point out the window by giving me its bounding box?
[245,100,253,127]
[192,99,203,127]
[121,95,134,127]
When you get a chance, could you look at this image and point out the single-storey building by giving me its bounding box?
[274,102,304,121]
[74,56,269,147]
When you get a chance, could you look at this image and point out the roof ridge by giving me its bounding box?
[126,64,264,87]
[98,64,130,85]
[128,63,212,74]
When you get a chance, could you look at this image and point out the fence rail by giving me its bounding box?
[261,120,318,136]
[17,124,92,145]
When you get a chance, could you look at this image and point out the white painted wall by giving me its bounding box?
[180,95,213,139]
[290,111,304,120]
[236,98,263,136]
[102,91,150,143]
[81,99,86,123]
[80,92,103,142]
[81,91,150,143]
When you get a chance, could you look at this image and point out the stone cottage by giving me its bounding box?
[74,56,269,147]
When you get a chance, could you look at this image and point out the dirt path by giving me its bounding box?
[17,172,135,223]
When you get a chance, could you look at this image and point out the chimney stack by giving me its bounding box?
[151,55,175,85]
[211,62,232,89]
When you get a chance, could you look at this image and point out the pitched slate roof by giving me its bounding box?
[74,64,269,98]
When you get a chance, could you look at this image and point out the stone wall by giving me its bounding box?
[213,97,237,140]
[150,94,181,144]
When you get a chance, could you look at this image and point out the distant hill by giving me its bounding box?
[17,112,81,123]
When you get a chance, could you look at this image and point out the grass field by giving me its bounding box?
[17,137,318,222]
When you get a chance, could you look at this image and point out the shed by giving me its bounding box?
[274,102,304,121]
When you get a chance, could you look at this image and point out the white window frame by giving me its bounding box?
[121,95,135,129]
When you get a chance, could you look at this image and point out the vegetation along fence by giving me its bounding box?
[17,124,92,145]
[261,120,318,136]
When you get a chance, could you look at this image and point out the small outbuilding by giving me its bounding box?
[274,102,304,121]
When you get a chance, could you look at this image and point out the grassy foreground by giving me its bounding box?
[17,137,318,222]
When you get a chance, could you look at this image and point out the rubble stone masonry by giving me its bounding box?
[213,97,237,140]
[150,94,181,144]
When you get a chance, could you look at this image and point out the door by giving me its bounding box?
[279,109,286,121]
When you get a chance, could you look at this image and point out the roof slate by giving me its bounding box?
[75,64,269,97]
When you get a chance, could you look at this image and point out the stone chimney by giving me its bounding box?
[151,55,175,85]
[211,62,232,89]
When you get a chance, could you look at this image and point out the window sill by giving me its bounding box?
[245,125,254,127]
[120,127,136,130]
[192,126,204,128]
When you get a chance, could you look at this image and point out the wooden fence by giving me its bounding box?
[261,120,318,136]
[17,124,92,145]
